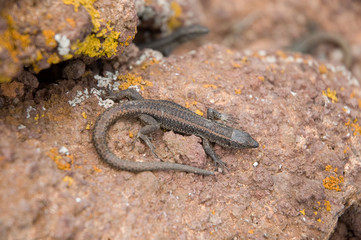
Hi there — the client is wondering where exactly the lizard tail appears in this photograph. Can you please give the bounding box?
[93,104,215,175]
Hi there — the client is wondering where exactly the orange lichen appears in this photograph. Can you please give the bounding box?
[258,76,265,82]
[322,88,338,103]
[232,62,241,68]
[323,175,344,192]
[323,165,344,191]
[318,64,328,74]
[129,131,134,138]
[42,29,57,47]
[350,91,355,98]
[47,148,74,171]
[167,1,182,30]
[203,84,218,89]
[0,14,31,82]
[276,50,287,59]
[118,73,153,90]
[345,118,361,136]
[66,17,76,27]
[141,58,160,70]
[248,229,254,234]
[235,88,242,95]
[93,165,102,173]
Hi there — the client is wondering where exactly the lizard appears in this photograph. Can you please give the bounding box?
[289,22,352,68]
[93,89,259,175]
[136,24,209,56]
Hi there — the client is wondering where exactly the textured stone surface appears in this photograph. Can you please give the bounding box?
[0,43,360,239]
[0,0,137,82]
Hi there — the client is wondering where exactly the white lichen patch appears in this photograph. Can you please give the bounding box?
[55,34,71,56]
[26,106,36,119]
[95,71,119,89]
[68,71,122,108]
[135,49,163,65]
[59,146,70,155]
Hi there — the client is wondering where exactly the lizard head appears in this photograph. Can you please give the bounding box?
[230,129,259,149]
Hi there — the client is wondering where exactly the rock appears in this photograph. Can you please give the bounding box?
[0,43,360,239]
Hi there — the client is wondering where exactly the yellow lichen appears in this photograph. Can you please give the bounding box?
[81,112,87,119]
[167,1,182,30]
[63,0,133,58]
[325,165,332,172]
[101,31,121,57]
[35,50,43,61]
[195,109,204,116]
[63,0,101,32]
[47,53,61,64]
[62,176,74,186]
[74,34,101,58]
[299,209,305,215]
[324,201,331,212]
[322,88,338,103]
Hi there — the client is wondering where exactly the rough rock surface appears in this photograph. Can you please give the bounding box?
[0,0,137,82]
[1,43,360,239]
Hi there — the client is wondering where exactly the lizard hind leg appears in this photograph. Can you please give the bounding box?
[137,114,162,159]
